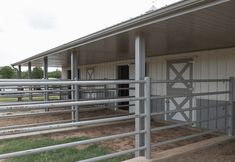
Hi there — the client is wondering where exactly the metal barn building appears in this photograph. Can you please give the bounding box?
[0,0,234,161]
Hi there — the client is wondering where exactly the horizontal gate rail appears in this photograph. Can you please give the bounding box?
[0,100,74,107]
[151,79,230,83]
[0,110,74,119]
[0,114,144,136]
[0,89,74,95]
[0,102,135,113]
[0,80,145,86]
[0,119,74,131]
[151,103,230,116]
[79,104,135,112]
[0,97,145,111]
[151,91,230,100]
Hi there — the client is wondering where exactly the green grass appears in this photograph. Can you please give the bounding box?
[0,137,131,162]
[0,96,60,102]
[0,98,17,102]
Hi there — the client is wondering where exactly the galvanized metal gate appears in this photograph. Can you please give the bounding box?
[0,77,234,161]
[166,59,193,122]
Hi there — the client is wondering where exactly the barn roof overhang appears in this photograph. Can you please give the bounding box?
[11,0,235,67]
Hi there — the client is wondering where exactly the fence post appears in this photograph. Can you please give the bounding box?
[43,57,49,111]
[135,35,146,157]
[229,77,235,136]
[144,77,151,159]
[71,51,79,122]
[59,85,62,100]
[28,62,33,101]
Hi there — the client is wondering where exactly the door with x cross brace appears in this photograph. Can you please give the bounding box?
[86,67,95,99]
[166,58,193,122]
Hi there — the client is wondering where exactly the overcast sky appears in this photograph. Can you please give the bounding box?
[0,0,180,67]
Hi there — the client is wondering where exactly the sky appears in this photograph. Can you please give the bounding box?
[0,0,180,68]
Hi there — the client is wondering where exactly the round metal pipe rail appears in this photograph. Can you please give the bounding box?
[0,102,132,112]
[81,113,133,121]
[0,92,69,98]
[0,114,132,133]
[0,119,74,131]
[0,109,74,119]
[0,100,132,112]
[0,80,145,86]
[151,91,230,100]
[0,97,145,111]
[0,131,146,159]
[0,93,44,98]
[79,87,135,92]
[0,85,70,89]
[0,114,145,136]
[0,99,73,107]
[0,89,74,95]
[151,79,230,83]
[79,104,135,112]
[151,103,230,116]
[0,79,70,82]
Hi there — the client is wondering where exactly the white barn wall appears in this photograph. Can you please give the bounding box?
[61,68,68,80]
[62,48,235,82]
[62,47,235,113]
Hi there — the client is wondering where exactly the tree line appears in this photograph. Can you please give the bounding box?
[0,66,61,79]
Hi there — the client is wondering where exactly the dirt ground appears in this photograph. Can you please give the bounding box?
[0,108,226,159]
[155,139,235,162]
[0,108,125,127]
[48,119,217,153]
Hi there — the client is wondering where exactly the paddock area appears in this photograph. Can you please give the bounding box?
[0,108,224,160]
[0,77,233,161]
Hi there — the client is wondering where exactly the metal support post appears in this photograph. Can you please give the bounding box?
[135,35,146,157]
[59,85,62,100]
[229,77,235,136]
[28,62,33,101]
[71,51,79,122]
[17,65,22,79]
[144,77,151,159]
[17,65,22,102]
[43,57,49,111]
[104,78,108,107]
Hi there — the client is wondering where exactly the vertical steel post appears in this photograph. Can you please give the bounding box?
[43,57,49,111]
[71,51,79,122]
[28,62,32,79]
[229,77,235,136]
[17,65,22,102]
[28,62,32,101]
[135,35,146,157]
[43,57,48,79]
[18,65,22,79]
[144,77,151,159]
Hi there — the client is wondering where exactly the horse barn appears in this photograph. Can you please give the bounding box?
[0,0,235,161]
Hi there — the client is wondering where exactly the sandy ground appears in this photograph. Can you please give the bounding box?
[155,139,235,162]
